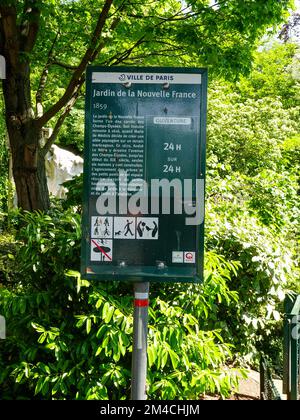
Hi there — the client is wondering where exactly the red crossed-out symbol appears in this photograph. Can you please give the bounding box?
[92,239,112,261]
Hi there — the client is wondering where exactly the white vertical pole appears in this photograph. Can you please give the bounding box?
[131,282,149,400]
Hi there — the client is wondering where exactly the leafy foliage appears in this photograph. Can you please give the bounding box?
[61,174,84,211]
[0,208,245,400]
[207,83,299,175]
[56,106,85,155]
[206,192,296,363]
[1,21,300,398]
[3,0,295,127]
[237,43,300,108]
[204,43,300,363]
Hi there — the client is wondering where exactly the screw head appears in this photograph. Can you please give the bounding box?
[157,261,165,269]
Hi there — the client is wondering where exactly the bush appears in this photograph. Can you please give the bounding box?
[205,161,298,365]
[0,208,245,400]
[207,84,298,176]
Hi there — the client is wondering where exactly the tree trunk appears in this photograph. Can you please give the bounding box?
[14,155,50,212]
[3,61,50,211]
[7,120,50,211]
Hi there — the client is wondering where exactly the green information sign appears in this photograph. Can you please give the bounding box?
[81,67,207,283]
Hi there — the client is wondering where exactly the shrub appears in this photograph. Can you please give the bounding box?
[205,162,298,365]
[0,208,244,400]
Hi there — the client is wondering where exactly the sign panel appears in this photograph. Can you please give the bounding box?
[81,67,207,282]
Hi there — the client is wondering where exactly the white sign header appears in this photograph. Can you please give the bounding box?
[92,72,202,85]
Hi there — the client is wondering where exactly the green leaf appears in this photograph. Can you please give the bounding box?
[37,332,47,344]
[147,345,156,368]
[168,349,179,370]
[86,318,92,334]
[96,324,108,339]
[104,305,114,324]
[160,348,168,369]
[35,377,44,395]
[102,302,110,321]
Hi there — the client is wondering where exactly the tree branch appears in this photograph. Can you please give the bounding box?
[90,15,121,63]
[103,35,146,66]
[124,47,186,62]
[19,0,40,53]
[41,77,85,156]
[39,8,122,152]
[37,0,114,129]
[36,31,59,118]
[51,60,78,71]
[127,0,226,23]
[0,6,19,70]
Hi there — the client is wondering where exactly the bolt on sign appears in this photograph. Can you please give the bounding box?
[81,67,207,283]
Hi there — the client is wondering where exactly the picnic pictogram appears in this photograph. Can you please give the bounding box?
[90,239,113,262]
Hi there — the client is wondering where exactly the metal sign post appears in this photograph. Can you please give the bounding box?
[131,282,150,400]
[81,66,207,401]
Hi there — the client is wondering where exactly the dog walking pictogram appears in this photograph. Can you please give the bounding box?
[113,217,136,239]
[124,220,134,237]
